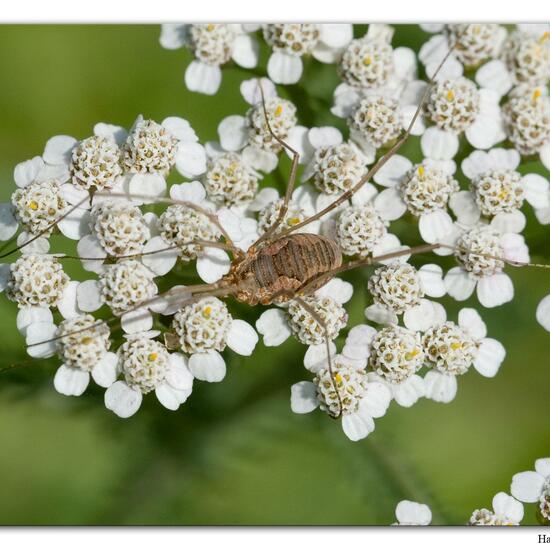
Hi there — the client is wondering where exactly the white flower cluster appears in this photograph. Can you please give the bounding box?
[0,22,548,486]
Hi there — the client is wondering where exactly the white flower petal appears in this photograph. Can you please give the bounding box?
[240,77,276,106]
[342,410,375,442]
[76,280,103,312]
[511,471,545,503]
[360,382,391,418]
[476,273,514,308]
[465,115,505,150]
[315,277,353,304]
[290,381,319,414]
[364,303,398,325]
[418,264,446,297]
[492,492,524,523]
[91,352,118,388]
[473,337,505,377]
[58,207,91,240]
[424,371,457,403]
[54,365,90,396]
[449,191,480,227]
[185,60,222,95]
[535,458,550,478]
[303,341,337,373]
[475,60,513,97]
[128,174,166,203]
[444,267,476,301]
[17,231,49,255]
[396,500,432,526]
[522,174,550,209]
[218,115,248,152]
[196,247,231,283]
[0,263,9,292]
[155,382,191,410]
[16,306,53,337]
[26,322,57,358]
[242,145,278,173]
[392,375,425,407]
[373,154,412,187]
[121,308,153,334]
[421,127,459,160]
[319,24,353,48]
[162,116,198,143]
[0,203,18,241]
[175,142,207,178]
[490,210,526,234]
[286,125,313,164]
[308,126,343,150]
[166,353,194,391]
[142,235,179,276]
[188,350,226,382]
[458,308,487,340]
[226,319,258,356]
[43,135,77,166]
[267,51,303,85]
[536,295,550,331]
[231,34,259,68]
[159,23,188,49]
[104,381,142,418]
[57,281,82,320]
[404,299,441,332]
[419,210,454,244]
[400,104,426,135]
[14,156,45,188]
[343,324,377,362]
[374,188,407,221]
[256,309,291,347]
[393,47,417,81]
[93,123,128,146]
[169,180,206,204]
[540,142,550,170]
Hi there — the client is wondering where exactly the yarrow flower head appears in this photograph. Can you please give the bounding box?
[423,308,506,403]
[469,492,524,526]
[160,24,259,95]
[104,335,194,417]
[502,30,550,87]
[263,24,352,84]
[291,352,392,441]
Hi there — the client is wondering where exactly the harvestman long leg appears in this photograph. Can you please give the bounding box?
[250,84,302,249]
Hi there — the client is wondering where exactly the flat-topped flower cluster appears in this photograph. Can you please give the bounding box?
[0,23,548,455]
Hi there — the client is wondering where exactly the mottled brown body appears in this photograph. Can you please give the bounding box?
[226,233,342,306]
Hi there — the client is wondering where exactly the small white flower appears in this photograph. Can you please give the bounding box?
[444,225,529,308]
[263,24,353,84]
[456,147,549,230]
[373,158,460,247]
[215,78,297,173]
[3,254,70,309]
[160,24,259,95]
[469,492,524,525]
[511,457,550,522]
[425,77,506,150]
[171,296,258,383]
[104,335,194,417]
[290,353,391,442]
[502,87,550,170]
[419,24,507,81]
[256,278,353,350]
[342,324,426,407]
[393,500,432,525]
[366,263,446,331]
[423,307,505,403]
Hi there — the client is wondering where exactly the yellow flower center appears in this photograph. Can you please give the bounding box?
[417,165,425,177]
[532,88,543,102]
[540,32,550,43]
[405,348,420,361]
[81,336,93,345]
[206,24,215,32]
[28,200,39,211]
[334,373,343,384]
[148,352,158,361]
[450,342,463,351]
[446,90,455,101]
[202,305,212,318]
[287,216,301,226]
[363,55,372,66]
[274,105,283,117]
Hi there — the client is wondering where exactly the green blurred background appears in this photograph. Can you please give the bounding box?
[0,24,547,526]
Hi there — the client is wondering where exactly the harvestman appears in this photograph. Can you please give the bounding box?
[4,36,547,418]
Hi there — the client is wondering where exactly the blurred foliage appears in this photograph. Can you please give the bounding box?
[0,24,548,525]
